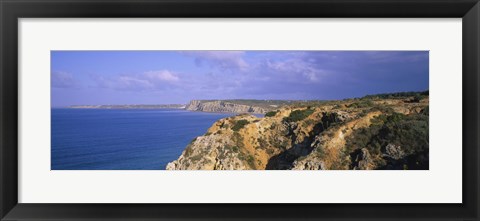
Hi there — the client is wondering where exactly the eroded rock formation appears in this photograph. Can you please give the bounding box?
[167,94,429,170]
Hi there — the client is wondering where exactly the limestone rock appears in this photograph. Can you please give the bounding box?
[384,144,405,160]
[352,148,375,170]
[291,159,325,170]
[185,100,267,114]
[167,94,429,170]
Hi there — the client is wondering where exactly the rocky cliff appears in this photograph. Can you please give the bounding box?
[167,93,429,170]
[185,100,268,114]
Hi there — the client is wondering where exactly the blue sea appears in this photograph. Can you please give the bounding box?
[51,109,237,170]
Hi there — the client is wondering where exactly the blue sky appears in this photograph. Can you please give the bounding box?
[51,51,428,107]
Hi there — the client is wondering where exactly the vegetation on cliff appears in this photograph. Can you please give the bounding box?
[166,91,429,170]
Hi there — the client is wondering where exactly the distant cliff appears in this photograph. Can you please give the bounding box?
[69,100,301,114]
[167,92,429,170]
[69,104,185,109]
[185,100,269,114]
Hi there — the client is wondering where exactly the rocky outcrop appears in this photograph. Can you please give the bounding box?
[290,111,381,170]
[351,148,375,170]
[384,144,405,160]
[291,159,326,170]
[166,114,284,170]
[185,100,268,114]
[167,94,429,170]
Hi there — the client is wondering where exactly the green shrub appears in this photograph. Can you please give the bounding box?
[246,155,255,168]
[412,94,426,103]
[220,122,228,129]
[348,100,374,108]
[284,109,314,123]
[371,105,395,114]
[344,111,429,169]
[265,111,278,117]
[190,154,203,162]
[257,137,269,148]
[231,119,249,131]
[232,132,245,149]
[232,146,239,153]
[421,106,429,116]
[363,90,429,99]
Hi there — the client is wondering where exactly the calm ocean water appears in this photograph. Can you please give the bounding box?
[51,108,237,170]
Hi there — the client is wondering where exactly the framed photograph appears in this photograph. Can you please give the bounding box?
[1,0,479,220]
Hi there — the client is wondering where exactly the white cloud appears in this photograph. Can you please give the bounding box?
[117,76,154,90]
[144,70,179,82]
[264,59,325,82]
[182,51,249,71]
[95,70,180,91]
[51,71,77,88]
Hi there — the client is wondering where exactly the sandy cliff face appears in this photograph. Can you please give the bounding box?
[185,100,268,114]
[167,96,429,170]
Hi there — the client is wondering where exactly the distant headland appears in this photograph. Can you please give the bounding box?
[69,104,186,109]
[67,92,428,116]
[68,100,304,114]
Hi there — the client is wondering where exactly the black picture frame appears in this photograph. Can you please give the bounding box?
[1,0,479,220]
